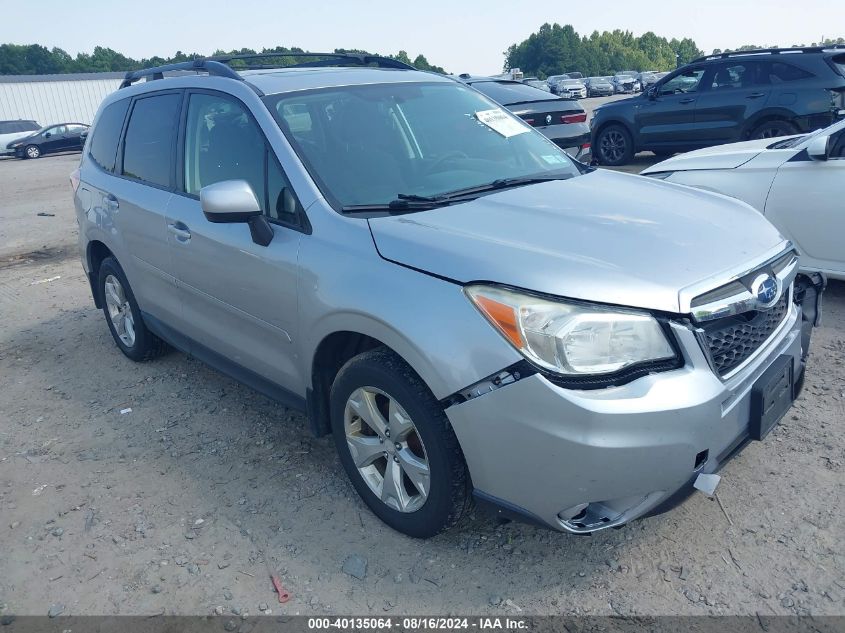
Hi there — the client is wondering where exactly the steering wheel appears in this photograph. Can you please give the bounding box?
[425,151,469,175]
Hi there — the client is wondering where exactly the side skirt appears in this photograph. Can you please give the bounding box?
[142,311,307,414]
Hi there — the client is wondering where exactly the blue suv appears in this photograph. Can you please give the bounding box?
[591,46,845,166]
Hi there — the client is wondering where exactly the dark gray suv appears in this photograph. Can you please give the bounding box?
[591,46,845,166]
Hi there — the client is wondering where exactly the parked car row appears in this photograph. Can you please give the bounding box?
[3,121,89,158]
[591,46,845,166]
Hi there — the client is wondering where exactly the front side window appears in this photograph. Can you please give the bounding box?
[659,68,706,95]
[48,125,67,136]
[183,92,302,226]
[265,82,581,209]
[122,93,181,187]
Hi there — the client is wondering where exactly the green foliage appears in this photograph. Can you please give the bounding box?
[0,44,447,75]
[503,24,705,77]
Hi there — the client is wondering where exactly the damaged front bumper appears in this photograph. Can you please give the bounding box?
[445,276,824,534]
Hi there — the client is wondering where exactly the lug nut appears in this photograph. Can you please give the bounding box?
[393,456,400,463]
[384,429,390,438]
[394,443,401,451]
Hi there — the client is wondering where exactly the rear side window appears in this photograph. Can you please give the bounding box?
[711,62,765,89]
[122,93,181,187]
[766,62,814,83]
[89,99,130,173]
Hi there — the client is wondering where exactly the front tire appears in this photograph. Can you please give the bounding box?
[24,145,41,159]
[98,257,167,361]
[330,348,470,538]
[596,124,634,166]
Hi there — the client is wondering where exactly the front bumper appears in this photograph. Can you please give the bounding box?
[447,299,808,533]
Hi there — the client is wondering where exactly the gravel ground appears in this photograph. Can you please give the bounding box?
[0,147,843,618]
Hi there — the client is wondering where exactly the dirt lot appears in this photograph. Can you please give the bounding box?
[0,149,843,619]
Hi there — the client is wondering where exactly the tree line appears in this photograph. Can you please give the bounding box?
[0,44,446,75]
[504,24,845,78]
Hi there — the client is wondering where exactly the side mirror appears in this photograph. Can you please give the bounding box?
[200,179,273,246]
[806,134,830,161]
[44,132,52,138]
[646,87,658,99]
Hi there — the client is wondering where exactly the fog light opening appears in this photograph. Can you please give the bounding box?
[694,449,709,471]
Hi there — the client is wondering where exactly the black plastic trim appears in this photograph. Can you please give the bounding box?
[142,311,307,413]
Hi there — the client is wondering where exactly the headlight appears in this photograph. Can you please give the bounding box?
[465,285,676,376]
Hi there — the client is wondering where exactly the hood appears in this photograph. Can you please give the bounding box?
[641,136,800,173]
[5,132,37,147]
[368,170,785,314]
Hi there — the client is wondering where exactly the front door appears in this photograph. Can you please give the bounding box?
[637,66,710,150]
[166,90,307,392]
[764,128,845,277]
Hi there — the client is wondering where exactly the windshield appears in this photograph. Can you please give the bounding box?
[264,82,581,209]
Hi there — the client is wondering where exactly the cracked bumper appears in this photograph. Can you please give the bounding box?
[446,307,805,533]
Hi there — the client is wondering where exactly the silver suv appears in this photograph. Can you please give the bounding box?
[73,53,824,538]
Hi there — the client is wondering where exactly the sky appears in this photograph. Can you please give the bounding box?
[3,0,840,75]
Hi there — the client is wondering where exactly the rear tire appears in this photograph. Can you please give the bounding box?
[24,145,41,159]
[750,120,799,140]
[98,257,167,362]
[330,348,470,538]
[596,124,634,166]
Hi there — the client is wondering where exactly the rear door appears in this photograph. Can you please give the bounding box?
[764,127,845,277]
[107,91,184,327]
[693,61,770,144]
[165,89,306,391]
[636,66,712,150]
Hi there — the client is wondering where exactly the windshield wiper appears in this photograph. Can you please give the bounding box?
[412,174,574,202]
[342,174,574,215]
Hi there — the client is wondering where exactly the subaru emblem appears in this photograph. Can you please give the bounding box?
[545,114,552,125]
[751,274,780,309]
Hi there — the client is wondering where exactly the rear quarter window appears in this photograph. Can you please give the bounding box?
[766,62,815,83]
[89,99,130,173]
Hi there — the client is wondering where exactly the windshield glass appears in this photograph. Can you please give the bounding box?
[265,82,581,208]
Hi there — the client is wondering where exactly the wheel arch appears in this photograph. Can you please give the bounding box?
[307,327,438,438]
[741,109,800,139]
[592,118,638,157]
[86,240,115,308]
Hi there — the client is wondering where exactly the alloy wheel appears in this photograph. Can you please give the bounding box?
[103,274,136,347]
[343,386,430,513]
[25,145,40,159]
[600,130,626,163]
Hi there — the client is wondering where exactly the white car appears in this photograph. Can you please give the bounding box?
[0,120,41,156]
[556,79,587,99]
[642,120,845,279]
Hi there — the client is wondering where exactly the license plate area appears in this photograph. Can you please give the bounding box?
[749,354,794,440]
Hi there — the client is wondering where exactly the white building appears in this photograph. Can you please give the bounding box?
[0,72,124,126]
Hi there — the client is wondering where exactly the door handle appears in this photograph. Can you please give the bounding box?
[167,222,191,242]
[746,92,766,99]
[679,98,695,104]
[104,194,119,210]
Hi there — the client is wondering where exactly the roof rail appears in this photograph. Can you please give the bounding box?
[692,45,845,63]
[207,51,416,71]
[118,52,416,90]
[119,59,241,89]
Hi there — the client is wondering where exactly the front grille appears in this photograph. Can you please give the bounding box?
[700,292,790,376]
